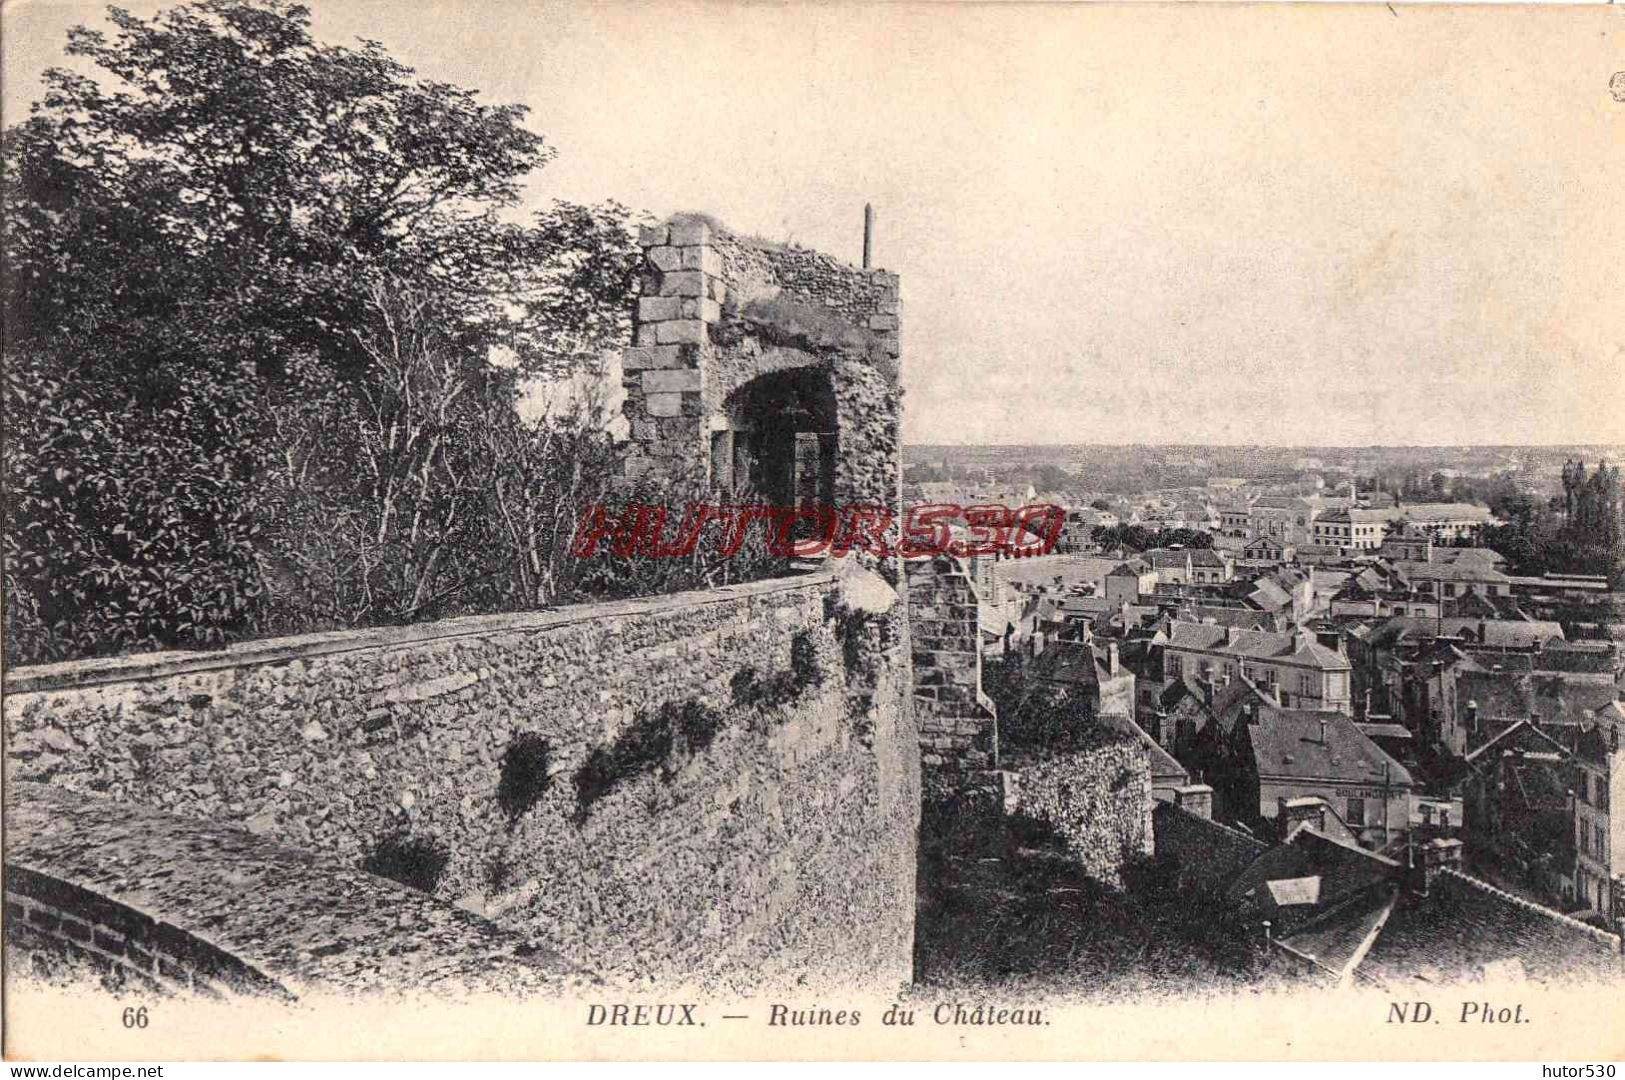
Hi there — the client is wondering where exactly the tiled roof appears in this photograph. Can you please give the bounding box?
[1444,618,1565,647]
[1464,718,1573,766]
[1438,547,1507,566]
[1166,621,1350,670]
[1035,640,1102,688]
[1248,708,1414,787]
[1535,640,1620,675]
[1317,508,1395,525]
[991,555,1135,589]
[1394,560,1512,584]
[1356,870,1621,986]
[1152,802,1269,890]
[1396,503,1495,523]
[1248,579,1294,611]
[1227,827,1400,930]
[1280,888,1398,976]
[1099,712,1189,785]
[1460,670,1620,731]
[1180,606,1273,631]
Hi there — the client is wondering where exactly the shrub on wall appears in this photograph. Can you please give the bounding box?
[573,700,723,821]
[496,732,553,827]
[726,629,827,724]
[362,831,451,895]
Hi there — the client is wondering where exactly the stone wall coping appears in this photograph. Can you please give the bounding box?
[5,782,590,997]
[3,571,837,694]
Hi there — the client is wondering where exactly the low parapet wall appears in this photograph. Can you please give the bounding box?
[4,783,583,999]
[4,572,919,993]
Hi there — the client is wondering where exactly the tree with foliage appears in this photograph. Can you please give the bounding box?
[1479,461,1623,588]
[2,0,643,661]
[1089,524,1213,552]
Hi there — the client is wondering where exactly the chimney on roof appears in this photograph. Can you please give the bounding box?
[1466,700,1479,737]
[1407,838,1464,896]
[1173,784,1214,819]
[1319,717,1329,745]
[1106,641,1120,676]
[1276,796,1328,840]
[1529,710,1541,729]
[1479,620,1488,642]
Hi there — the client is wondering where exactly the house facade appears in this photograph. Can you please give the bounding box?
[1574,702,1625,920]
[1248,496,1317,547]
[1311,508,1394,553]
[1162,621,1354,713]
[1228,707,1415,849]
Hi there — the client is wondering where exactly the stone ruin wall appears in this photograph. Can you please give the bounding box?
[1004,739,1155,889]
[621,216,903,537]
[5,782,584,1001]
[4,572,919,994]
[905,554,1001,794]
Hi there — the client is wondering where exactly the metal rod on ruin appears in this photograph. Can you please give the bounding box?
[863,203,874,269]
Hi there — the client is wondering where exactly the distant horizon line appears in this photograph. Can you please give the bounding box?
[901,442,1625,451]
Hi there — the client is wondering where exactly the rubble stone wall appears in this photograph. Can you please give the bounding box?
[1005,738,1154,889]
[4,782,582,1000]
[622,215,902,516]
[3,572,919,993]
[906,555,999,787]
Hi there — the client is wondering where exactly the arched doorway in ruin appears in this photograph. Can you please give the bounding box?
[713,367,837,538]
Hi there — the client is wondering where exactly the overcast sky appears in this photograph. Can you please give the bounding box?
[7,1,1622,446]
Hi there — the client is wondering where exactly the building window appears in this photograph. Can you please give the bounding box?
[1596,825,1607,862]
[1600,779,1610,814]
[1347,797,1366,827]
[1581,823,1591,856]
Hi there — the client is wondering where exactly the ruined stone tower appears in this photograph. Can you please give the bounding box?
[620,213,903,541]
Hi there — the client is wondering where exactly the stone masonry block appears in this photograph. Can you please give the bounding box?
[637,224,670,248]
[669,219,711,246]
[638,296,682,322]
[635,322,662,347]
[642,369,702,393]
[660,271,706,298]
[646,246,684,273]
[645,392,684,417]
[868,315,899,331]
[680,246,723,275]
[622,345,682,371]
[680,297,724,322]
[656,319,707,345]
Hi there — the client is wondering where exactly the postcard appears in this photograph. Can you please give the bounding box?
[3,0,1622,1063]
